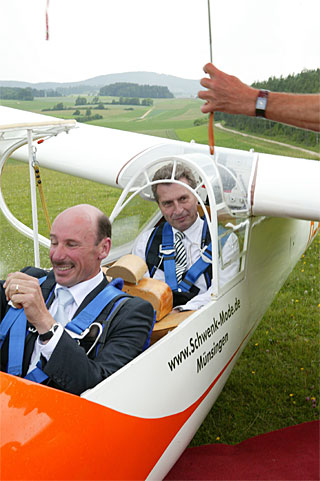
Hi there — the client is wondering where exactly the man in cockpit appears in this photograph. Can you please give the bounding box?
[0,204,154,395]
[132,163,240,311]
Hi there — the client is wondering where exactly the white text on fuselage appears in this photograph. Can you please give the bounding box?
[167,298,241,372]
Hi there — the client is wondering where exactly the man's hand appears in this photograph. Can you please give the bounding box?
[198,63,257,116]
[4,272,55,334]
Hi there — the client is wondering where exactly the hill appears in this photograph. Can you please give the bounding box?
[0,72,200,98]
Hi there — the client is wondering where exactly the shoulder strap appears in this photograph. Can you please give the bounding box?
[25,279,130,384]
[65,278,126,335]
[161,222,179,292]
[0,276,48,376]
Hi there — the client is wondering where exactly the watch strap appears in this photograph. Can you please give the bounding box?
[39,323,59,341]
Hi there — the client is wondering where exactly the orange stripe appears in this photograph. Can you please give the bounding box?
[1,325,255,480]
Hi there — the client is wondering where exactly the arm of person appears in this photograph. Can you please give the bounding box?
[199,63,320,132]
[43,296,154,395]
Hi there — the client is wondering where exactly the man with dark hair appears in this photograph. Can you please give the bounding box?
[133,163,240,310]
[1,204,154,395]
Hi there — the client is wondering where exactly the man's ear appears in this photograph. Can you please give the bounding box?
[98,237,111,260]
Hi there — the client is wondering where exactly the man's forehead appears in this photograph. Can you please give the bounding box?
[157,180,192,199]
[50,216,96,239]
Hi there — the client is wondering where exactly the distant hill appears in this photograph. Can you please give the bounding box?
[0,71,200,98]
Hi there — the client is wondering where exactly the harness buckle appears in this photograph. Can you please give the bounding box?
[159,244,175,256]
[200,246,212,264]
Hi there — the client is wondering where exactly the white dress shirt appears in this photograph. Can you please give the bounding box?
[27,270,104,374]
[132,216,240,310]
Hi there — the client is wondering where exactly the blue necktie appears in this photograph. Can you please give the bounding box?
[54,288,74,326]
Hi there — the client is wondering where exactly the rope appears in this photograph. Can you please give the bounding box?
[207,0,215,156]
[45,0,50,40]
[209,112,215,155]
[33,164,51,233]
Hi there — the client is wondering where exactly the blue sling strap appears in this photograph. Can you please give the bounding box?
[1,277,127,381]
[64,278,125,335]
[0,276,47,377]
[25,279,128,384]
[159,220,229,293]
[161,221,179,292]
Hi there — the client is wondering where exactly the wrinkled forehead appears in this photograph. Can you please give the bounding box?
[156,179,195,202]
[51,210,97,239]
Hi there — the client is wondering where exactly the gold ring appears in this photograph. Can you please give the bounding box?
[15,284,19,294]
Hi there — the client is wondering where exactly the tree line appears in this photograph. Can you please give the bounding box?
[0,87,62,100]
[251,68,319,93]
[99,82,174,98]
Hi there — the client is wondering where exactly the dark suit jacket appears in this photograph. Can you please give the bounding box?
[0,268,154,395]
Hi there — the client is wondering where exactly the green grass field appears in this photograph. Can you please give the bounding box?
[1,96,319,445]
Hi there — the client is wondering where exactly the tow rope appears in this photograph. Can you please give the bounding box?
[33,161,51,233]
[207,0,215,156]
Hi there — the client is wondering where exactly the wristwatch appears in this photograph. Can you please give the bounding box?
[255,90,269,117]
[39,323,59,342]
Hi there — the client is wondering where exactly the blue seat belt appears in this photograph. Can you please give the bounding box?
[0,276,47,377]
[26,280,128,384]
[64,278,124,335]
[1,277,127,382]
[160,219,229,293]
[161,222,178,292]
[178,243,212,292]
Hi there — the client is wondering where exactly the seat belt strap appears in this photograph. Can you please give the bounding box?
[161,222,178,292]
[65,279,125,335]
[179,243,212,292]
[1,276,48,376]
[26,278,128,383]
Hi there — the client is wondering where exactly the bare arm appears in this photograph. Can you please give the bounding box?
[199,63,320,132]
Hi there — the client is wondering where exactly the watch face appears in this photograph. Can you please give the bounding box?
[256,97,267,109]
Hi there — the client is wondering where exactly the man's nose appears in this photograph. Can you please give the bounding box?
[173,201,184,214]
[173,202,183,217]
[50,244,66,260]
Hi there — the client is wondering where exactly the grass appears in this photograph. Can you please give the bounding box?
[1,96,319,445]
[191,237,319,445]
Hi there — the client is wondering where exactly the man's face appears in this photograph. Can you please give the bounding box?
[156,178,198,231]
[49,210,110,287]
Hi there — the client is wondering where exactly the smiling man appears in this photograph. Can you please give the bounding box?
[0,204,154,395]
[132,163,240,310]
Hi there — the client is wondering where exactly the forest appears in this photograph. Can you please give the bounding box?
[99,82,174,98]
[0,87,61,100]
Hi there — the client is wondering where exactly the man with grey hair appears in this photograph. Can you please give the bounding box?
[132,163,240,310]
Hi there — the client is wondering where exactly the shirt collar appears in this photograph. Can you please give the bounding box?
[54,269,104,310]
[172,215,203,241]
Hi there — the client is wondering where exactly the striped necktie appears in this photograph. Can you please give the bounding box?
[175,231,187,283]
[54,287,74,326]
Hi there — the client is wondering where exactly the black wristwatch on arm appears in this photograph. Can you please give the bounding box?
[255,90,269,117]
[39,323,60,342]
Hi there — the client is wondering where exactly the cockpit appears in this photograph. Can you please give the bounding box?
[106,146,257,301]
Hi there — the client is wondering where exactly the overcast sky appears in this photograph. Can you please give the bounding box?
[1,0,319,86]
